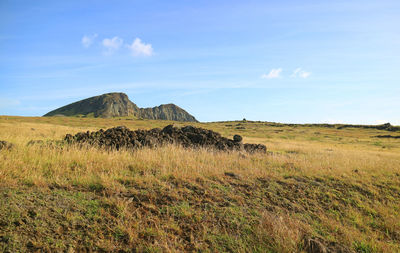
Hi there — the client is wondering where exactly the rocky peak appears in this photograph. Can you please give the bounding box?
[44,92,198,122]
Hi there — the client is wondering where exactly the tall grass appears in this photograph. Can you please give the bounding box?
[0,119,399,252]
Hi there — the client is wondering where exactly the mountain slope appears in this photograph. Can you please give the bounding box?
[139,104,197,122]
[43,93,140,118]
[43,92,198,122]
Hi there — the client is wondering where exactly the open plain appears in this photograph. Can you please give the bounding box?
[0,116,399,252]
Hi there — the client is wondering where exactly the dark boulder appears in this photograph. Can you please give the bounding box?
[233,135,243,143]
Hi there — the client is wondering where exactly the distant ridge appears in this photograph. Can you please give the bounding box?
[139,104,197,122]
[43,92,198,122]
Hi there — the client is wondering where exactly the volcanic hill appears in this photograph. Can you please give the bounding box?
[43,92,198,122]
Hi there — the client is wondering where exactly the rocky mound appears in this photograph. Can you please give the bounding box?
[64,125,266,153]
[44,92,198,122]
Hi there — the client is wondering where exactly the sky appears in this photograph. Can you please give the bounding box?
[0,0,399,124]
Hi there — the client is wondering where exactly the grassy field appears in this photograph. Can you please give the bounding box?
[0,116,399,252]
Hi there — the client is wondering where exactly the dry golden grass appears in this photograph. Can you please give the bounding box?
[0,116,399,252]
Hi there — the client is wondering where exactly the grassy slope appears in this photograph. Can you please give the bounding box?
[0,116,399,252]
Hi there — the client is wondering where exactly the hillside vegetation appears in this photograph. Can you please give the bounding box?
[0,116,399,252]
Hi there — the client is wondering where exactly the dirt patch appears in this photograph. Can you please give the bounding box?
[64,125,267,153]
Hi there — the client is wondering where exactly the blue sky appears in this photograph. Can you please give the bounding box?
[1,0,399,124]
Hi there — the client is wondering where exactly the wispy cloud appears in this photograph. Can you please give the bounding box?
[81,34,98,48]
[82,36,154,57]
[127,38,154,57]
[261,68,282,79]
[102,36,123,54]
[291,68,311,78]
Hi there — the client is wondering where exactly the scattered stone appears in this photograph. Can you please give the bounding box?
[0,140,13,151]
[224,172,240,179]
[233,134,243,143]
[64,125,267,153]
[244,143,266,153]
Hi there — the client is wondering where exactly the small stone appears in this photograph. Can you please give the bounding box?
[233,135,243,143]
[224,172,240,179]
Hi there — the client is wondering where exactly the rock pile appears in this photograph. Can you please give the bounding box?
[64,125,266,153]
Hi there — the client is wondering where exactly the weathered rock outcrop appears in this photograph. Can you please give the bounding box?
[44,93,197,122]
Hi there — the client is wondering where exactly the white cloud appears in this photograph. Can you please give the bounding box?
[291,68,311,78]
[127,38,154,57]
[102,36,123,54]
[299,71,311,78]
[81,34,98,48]
[261,68,282,79]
